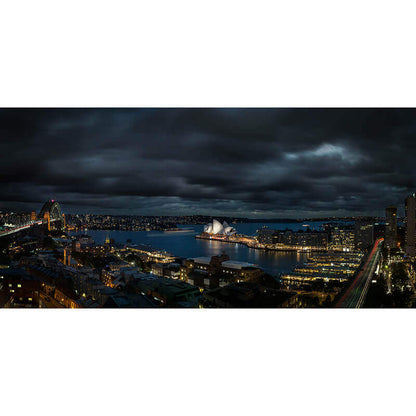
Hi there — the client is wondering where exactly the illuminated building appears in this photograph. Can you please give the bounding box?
[80,245,109,256]
[72,240,81,252]
[63,248,72,266]
[354,221,374,250]
[0,268,41,307]
[385,206,397,249]
[256,229,328,250]
[128,244,175,264]
[187,269,218,289]
[101,269,118,287]
[53,287,81,308]
[306,251,363,263]
[275,231,328,250]
[281,251,363,289]
[329,226,355,251]
[257,227,277,245]
[151,263,164,277]
[180,254,263,288]
[405,193,416,257]
[151,262,181,279]
[203,219,236,236]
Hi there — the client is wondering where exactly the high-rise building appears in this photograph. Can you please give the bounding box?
[385,206,397,249]
[330,225,355,251]
[354,221,374,250]
[405,193,416,257]
[257,227,277,245]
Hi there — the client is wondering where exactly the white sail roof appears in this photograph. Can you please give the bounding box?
[204,219,236,235]
[212,219,224,234]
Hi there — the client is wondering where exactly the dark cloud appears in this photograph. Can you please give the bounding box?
[0,108,415,217]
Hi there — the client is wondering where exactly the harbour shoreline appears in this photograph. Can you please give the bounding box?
[195,234,329,253]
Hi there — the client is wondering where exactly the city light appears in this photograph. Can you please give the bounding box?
[0,109,414,310]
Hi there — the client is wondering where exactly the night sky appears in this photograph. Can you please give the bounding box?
[0,108,415,218]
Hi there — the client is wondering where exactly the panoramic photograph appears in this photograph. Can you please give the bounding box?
[0,108,414,308]
[5,3,414,416]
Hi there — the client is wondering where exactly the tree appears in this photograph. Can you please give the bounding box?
[322,295,332,307]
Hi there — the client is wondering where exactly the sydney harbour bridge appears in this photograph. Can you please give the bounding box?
[0,200,66,237]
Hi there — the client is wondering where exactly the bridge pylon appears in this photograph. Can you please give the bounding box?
[44,212,51,231]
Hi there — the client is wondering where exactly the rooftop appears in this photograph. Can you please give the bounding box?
[222,260,258,269]
[191,257,212,265]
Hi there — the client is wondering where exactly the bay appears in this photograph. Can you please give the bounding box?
[72,221,332,276]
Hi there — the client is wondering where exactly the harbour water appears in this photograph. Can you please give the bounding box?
[72,221,333,276]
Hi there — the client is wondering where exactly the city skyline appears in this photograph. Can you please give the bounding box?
[1,108,416,217]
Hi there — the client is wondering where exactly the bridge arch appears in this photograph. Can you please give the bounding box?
[38,200,65,230]
[39,200,63,221]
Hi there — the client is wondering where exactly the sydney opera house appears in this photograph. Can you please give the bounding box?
[203,219,237,236]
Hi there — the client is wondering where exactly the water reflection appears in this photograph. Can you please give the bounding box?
[72,223,315,276]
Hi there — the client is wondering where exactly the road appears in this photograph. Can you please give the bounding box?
[0,220,43,237]
[0,218,60,237]
[335,238,384,308]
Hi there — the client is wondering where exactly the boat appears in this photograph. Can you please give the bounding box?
[164,228,194,233]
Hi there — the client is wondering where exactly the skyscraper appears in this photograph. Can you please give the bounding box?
[385,206,397,249]
[354,220,374,250]
[330,225,355,251]
[405,193,416,257]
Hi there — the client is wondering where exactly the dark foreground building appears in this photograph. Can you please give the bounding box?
[355,221,374,250]
[0,268,41,307]
[385,206,397,249]
[405,194,416,258]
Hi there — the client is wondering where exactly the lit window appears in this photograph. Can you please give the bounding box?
[28,298,32,301]
[17,284,22,288]
[8,284,12,287]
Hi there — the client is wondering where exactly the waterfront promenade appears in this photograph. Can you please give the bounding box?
[195,232,329,253]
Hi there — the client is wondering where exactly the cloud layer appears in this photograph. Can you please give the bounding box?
[0,108,415,217]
